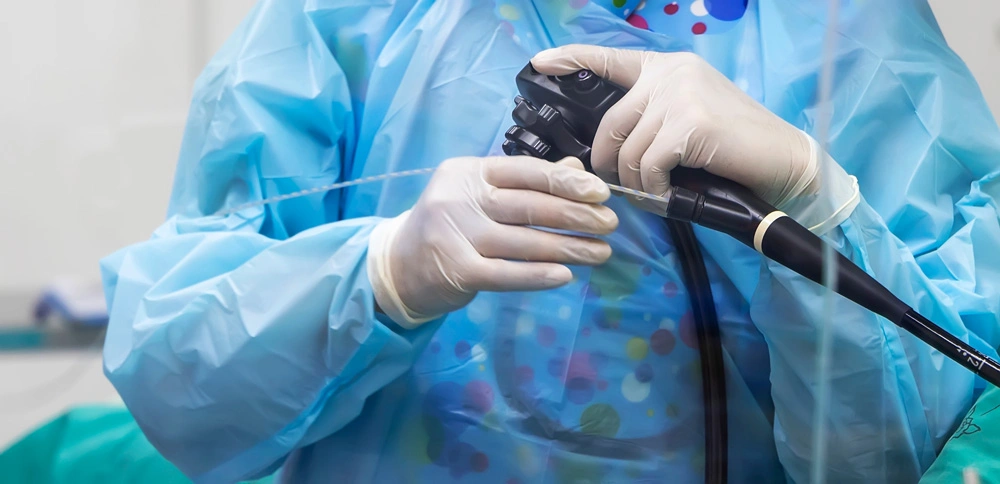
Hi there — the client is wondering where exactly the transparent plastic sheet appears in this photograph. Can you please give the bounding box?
[97,1,1000,482]
[812,1,840,482]
[813,4,980,483]
[809,3,991,483]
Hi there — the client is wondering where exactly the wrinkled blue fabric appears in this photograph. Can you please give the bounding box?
[101,0,1000,483]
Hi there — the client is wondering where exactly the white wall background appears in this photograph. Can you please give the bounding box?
[931,0,1000,115]
[0,0,256,449]
[0,0,996,452]
[0,0,257,300]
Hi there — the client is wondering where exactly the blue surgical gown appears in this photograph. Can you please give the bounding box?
[100,1,1000,482]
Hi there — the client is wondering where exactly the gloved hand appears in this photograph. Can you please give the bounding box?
[531,45,859,234]
[367,156,619,328]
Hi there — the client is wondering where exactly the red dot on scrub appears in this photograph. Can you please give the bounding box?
[472,452,489,472]
[627,14,649,30]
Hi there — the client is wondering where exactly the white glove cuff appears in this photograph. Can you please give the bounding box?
[777,132,861,236]
[367,211,437,329]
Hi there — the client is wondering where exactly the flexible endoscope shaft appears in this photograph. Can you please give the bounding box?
[902,310,1000,385]
[758,215,1000,387]
[665,167,1000,388]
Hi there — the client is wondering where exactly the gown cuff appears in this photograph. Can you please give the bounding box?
[777,132,861,235]
[367,211,438,329]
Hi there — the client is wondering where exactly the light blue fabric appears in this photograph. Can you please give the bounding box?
[101,0,1000,483]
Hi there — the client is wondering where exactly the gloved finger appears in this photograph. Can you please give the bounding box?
[483,156,610,203]
[484,188,619,235]
[619,101,667,192]
[465,259,573,293]
[531,44,645,88]
[554,156,620,193]
[554,156,586,171]
[553,156,627,198]
[639,128,684,197]
[476,225,613,265]
[592,88,647,185]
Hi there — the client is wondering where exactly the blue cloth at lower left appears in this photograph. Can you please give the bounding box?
[0,405,272,484]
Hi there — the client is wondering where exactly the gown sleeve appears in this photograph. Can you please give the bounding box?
[100,1,435,482]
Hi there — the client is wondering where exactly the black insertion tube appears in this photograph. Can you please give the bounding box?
[664,167,1000,387]
[758,215,1000,387]
[757,217,911,323]
[666,219,728,484]
[901,310,1000,384]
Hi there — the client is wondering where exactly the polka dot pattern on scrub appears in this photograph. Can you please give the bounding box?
[388,3,759,482]
[626,0,747,37]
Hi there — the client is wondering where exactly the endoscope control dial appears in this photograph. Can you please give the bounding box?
[572,70,600,92]
[502,125,552,159]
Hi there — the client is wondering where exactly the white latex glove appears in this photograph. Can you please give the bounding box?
[367,156,619,328]
[531,45,859,234]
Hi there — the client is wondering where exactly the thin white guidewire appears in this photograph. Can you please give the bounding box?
[607,184,672,204]
[6,170,664,414]
[212,166,669,216]
[214,168,438,216]
[811,0,841,483]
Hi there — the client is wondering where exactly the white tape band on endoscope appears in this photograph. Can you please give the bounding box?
[754,211,789,254]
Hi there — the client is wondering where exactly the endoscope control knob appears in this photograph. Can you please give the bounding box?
[511,98,562,134]
[572,70,600,91]
[502,125,552,159]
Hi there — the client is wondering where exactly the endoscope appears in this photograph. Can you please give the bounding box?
[500,61,1000,484]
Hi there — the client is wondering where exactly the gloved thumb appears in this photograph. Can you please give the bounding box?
[554,156,586,171]
[553,156,622,199]
[531,44,645,88]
